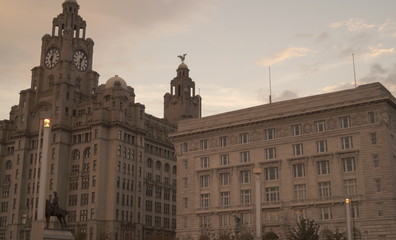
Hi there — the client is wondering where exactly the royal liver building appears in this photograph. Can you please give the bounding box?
[0,0,201,239]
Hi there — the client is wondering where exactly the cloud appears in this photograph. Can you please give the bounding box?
[364,45,395,60]
[274,90,299,102]
[257,47,310,66]
[378,18,396,38]
[330,18,376,32]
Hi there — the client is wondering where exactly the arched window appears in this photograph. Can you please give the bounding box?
[164,163,170,173]
[72,149,80,160]
[147,158,152,168]
[156,161,162,171]
[5,160,12,170]
[83,147,91,159]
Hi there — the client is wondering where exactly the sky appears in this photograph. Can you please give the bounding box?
[0,0,395,120]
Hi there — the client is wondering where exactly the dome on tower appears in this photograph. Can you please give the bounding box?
[105,75,128,90]
[178,62,189,69]
[64,0,78,2]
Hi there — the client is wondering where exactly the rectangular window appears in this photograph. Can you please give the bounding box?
[200,157,209,168]
[200,139,209,150]
[200,175,210,188]
[199,215,210,227]
[372,154,379,167]
[340,116,351,128]
[200,194,210,208]
[368,111,376,124]
[375,178,382,192]
[219,214,231,227]
[292,143,304,156]
[315,120,326,132]
[265,147,276,160]
[240,133,249,144]
[342,157,356,172]
[293,163,305,178]
[264,128,275,140]
[241,212,252,225]
[341,136,353,149]
[240,170,251,184]
[220,192,230,206]
[220,154,229,166]
[294,184,306,200]
[219,172,230,186]
[316,140,327,153]
[318,181,332,199]
[292,124,302,136]
[320,207,332,220]
[344,179,357,195]
[264,167,278,181]
[241,189,251,205]
[376,203,383,217]
[219,136,229,147]
[370,132,377,144]
[317,160,330,175]
[69,195,78,206]
[265,186,280,203]
[240,151,250,163]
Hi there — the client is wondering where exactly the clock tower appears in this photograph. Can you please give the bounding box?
[23,0,99,128]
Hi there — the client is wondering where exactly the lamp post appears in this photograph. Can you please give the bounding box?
[253,168,262,240]
[345,198,352,240]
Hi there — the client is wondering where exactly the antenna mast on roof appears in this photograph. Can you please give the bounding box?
[352,53,357,88]
[269,66,272,104]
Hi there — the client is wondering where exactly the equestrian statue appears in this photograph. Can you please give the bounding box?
[45,192,68,229]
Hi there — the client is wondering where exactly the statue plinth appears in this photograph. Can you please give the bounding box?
[44,229,74,240]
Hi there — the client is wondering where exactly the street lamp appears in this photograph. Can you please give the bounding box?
[345,198,352,240]
[253,168,262,240]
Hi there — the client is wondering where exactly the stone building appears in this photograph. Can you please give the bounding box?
[0,0,200,239]
[170,82,396,240]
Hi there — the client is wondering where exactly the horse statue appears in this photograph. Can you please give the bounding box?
[45,193,68,229]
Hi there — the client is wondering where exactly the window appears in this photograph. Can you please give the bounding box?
[341,136,353,149]
[81,194,89,205]
[219,214,231,227]
[368,111,376,124]
[199,215,210,227]
[376,203,383,217]
[219,173,230,186]
[315,120,326,132]
[317,160,330,175]
[344,179,357,195]
[320,207,332,220]
[264,167,278,181]
[80,210,88,222]
[292,143,303,156]
[351,204,359,218]
[183,159,188,169]
[200,175,210,188]
[155,202,161,213]
[264,128,275,140]
[265,186,280,203]
[265,147,276,159]
[220,192,230,206]
[241,212,252,225]
[370,132,377,144]
[340,116,351,128]
[200,194,210,208]
[200,139,208,150]
[183,197,188,208]
[200,157,209,168]
[241,189,251,204]
[318,181,332,199]
[293,163,305,178]
[181,142,188,153]
[372,154,379,167]
[294,184,306,200]
[219,136,229,147]
[240,133,249,144]
[316,140,327,153]
[342,157,356,172]
[375,178,382,192]
[292,124,302,136]
[240,151,250,163]
[69,195,77,206]
[240,170,251,184]
[220,154,229,166]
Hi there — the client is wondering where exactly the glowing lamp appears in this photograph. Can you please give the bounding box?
[44,119,51,128]
[345,198,350,204]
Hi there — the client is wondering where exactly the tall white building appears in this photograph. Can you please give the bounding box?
[171,82,396,240]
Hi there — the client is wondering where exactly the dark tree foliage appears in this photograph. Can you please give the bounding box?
[262,231,279,240]
[289,218,320,240]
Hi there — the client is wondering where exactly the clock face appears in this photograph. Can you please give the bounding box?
[44,48,60,69]
[73,50,88,71]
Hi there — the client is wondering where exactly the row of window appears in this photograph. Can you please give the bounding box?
[145,215,176,229]
[184,113,377,152]
[146,158,177,174]
[145,186,177,201]
[69,176,96,190]
[69,192,96,206]
[197,178,362,208]
[144,201,176,215]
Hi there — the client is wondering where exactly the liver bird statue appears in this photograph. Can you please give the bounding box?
[178,53,187,63]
